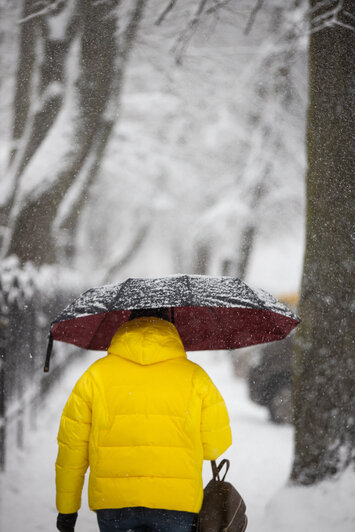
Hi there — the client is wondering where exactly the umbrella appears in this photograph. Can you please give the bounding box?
[44,274,300,372]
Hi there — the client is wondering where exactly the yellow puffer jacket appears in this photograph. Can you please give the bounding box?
[56,317,232,514]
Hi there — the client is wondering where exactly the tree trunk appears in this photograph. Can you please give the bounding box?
[291,1,355,484]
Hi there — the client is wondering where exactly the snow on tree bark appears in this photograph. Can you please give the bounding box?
[291,0,355,484]
[1,0,79,218]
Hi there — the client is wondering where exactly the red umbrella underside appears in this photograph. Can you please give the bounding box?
[51,306,298,352]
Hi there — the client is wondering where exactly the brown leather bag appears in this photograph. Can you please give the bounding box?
[198,460,248,532]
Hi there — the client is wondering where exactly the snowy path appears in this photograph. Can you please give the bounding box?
[1,351,354,532]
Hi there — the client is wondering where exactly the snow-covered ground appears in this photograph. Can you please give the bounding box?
[1,350,354,531]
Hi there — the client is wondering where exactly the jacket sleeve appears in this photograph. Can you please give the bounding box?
[55,370,93,513]
[199,370,232,460]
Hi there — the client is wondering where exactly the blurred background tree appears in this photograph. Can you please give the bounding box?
[0,0,306,289]
[0,0,146,265]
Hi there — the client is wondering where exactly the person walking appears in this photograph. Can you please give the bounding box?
[55,308,232,532]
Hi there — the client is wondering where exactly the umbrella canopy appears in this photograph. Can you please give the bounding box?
[44,274,300,371]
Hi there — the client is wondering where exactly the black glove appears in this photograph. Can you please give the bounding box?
[56,512,78,532]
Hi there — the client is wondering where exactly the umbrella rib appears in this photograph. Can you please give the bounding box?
[185,275,192,306]
[209,307,228,348]
[269,313,292,339]
[87,313,107,350]
[113,279,128,312]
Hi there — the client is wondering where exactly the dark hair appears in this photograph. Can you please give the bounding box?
[129,307,170,322]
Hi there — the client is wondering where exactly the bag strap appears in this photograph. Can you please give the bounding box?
[211,459,230,482]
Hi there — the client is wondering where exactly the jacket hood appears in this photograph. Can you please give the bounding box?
[108,317,187,365]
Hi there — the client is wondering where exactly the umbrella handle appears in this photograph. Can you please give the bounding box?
[43,333,53,372]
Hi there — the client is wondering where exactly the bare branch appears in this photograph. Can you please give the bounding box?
[310,18,355,32]
[266,0,355,41]
[309,0,337,15]
[338,7,355,30]
[310,0,355,33]
[333,19,355,30]
[244,0,265,35]
[173,0,209,64]
[155,0,179,26]
[18,0,67,24]
[342,10,355,22]
[155,0,233,63]
[205,0,232,16]
[311,1,340,26]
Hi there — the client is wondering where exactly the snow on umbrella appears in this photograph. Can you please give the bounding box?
[44,274,300,371]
